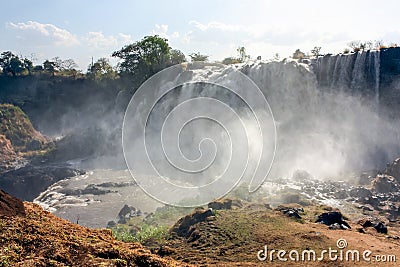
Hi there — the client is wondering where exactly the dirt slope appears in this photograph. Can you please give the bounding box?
[0,190,188,267]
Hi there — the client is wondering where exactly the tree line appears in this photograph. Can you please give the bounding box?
[1,36,399,81]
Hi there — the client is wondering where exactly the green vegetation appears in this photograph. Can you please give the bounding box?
[222,46,250,65]
[189,52,208,62]
[112,225,169,244]
[112,35,186,90]
[87,58,117,81]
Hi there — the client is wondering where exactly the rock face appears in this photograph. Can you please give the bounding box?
[0,104,48,151]
[0,165,85,201]
[0,134,19,173]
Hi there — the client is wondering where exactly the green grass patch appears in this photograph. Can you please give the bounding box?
[112,225,170,244]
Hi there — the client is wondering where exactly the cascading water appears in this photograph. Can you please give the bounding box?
[35,59,400,227]
[313,50,381,107]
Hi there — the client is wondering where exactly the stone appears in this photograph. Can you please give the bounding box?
[349,187,372,199]
[374,222,388,234]
[208,198,232,210]
[106,220,116,228]
[316,211,351,229]
[117,204,141,223]
[372,175,400,193]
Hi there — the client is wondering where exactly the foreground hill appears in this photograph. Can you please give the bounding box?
[0,190,186,266]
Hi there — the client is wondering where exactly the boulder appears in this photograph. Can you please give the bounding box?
[374,222,388,234]
[385,157,400,183]
[349,187,372,199]
[316,211,351,229]
[117,204,142,223]
[371,175,400,193]
[208,199,233,210]
[276,205,304,219]
[171,208,214,237]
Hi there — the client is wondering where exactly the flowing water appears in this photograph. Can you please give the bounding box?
[34,57,400,227]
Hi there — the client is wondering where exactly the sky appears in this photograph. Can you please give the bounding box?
[1,0,400,70]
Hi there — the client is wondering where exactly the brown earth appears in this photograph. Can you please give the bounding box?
[158,203,400,266]
[0,190,189,267]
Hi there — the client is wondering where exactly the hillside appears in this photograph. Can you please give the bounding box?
[0,190,186,267]
[0,104,48,153]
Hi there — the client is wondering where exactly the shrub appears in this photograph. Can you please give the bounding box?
[112,225,169,244]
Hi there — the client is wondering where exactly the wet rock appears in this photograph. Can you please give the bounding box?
[208,199,233,210]
[361,196,380,207]
[358,172,375,185]
[374,222,388,234]
[117,204,142,224]
[106,220,116,228]
[385,157,400,183]
[59,184,113,196]
[0,165,85,201]
[97,181,136,187]
[349,187,372,199]
[81,184,112,195]
[371,175,400,193]
[171,208,214,238]
[333,190,348,199]
[316,211,351,229]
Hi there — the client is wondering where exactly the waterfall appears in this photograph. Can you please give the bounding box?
[313,50,381,106]
[372,50,380,108]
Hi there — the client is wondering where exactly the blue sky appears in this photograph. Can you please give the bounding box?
[1,0,400,70]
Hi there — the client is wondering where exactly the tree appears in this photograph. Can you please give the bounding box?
[189,52,208,62]
[310,46,321,57]
[112,35,183,87]
[170,49,187,65]
[0,51,25,76]
[23,58,33,75]
[87,58,116,80]
[237,46,250,62]
[292,49,306,60]
[43,60,56,76]
[62,59,78,71]
[348,41,362,52]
